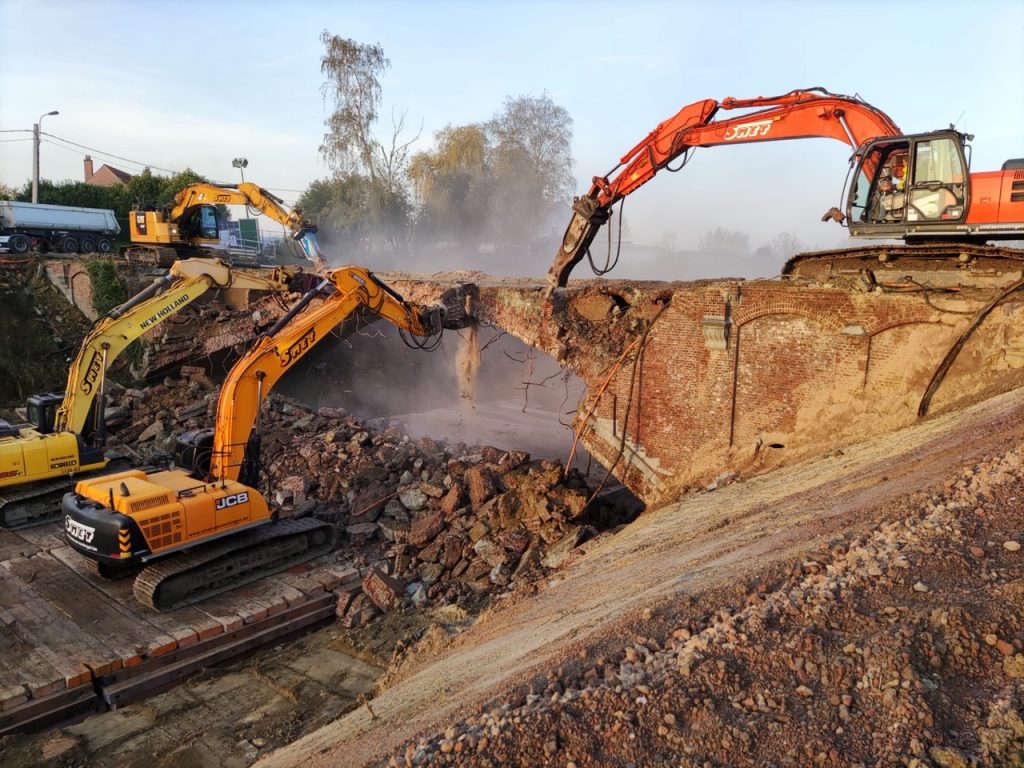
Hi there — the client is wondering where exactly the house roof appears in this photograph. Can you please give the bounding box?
[96,164,133,184]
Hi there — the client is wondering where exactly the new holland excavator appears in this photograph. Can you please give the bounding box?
[61,266,470,611]
[0,257,315,528]
[124,181,325,271]
[547,87,1024,290]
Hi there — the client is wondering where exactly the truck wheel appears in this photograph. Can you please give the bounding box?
[79,237,96,254]
[8,235,31,254]
[59,235,79,254]
[97,238,114,254]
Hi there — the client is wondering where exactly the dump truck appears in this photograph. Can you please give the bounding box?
[0,200,121,256]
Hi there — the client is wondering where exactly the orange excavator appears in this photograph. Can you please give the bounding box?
[547,87,1024,290]
[62,267,470,610]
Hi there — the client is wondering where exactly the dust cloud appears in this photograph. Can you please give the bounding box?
[455,323,480,402]
[275,315,590,470]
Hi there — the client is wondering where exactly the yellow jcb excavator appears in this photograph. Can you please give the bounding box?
[62,267,471,611]
[0,257,315,528]
[124,182,324,271]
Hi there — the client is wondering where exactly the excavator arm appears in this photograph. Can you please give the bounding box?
[547,87,902,290]
[55,258,310,438]
[171,182,325,270]
[208,267,470,484]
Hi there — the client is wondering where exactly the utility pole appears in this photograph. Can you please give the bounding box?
[31,110,59,204]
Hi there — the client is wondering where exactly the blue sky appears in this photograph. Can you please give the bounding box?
[1,0,1022,257]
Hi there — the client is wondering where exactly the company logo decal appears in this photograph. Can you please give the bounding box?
[215,491,250,510]
[139,293,191,330]
[277,329,315,367]
[81,350,103,395]
[65,515,96,544]
[723,119,773,141]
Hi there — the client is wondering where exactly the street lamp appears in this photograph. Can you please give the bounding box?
[32,110,59,204]
[232,157,248,185]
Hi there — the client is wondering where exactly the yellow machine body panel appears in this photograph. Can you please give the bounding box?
[73,468,272,556]
[129,210,178,245]
[0,429,105,488]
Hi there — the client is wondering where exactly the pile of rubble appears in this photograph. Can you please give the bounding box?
[373,447,1024,767]
[102,371,639,627]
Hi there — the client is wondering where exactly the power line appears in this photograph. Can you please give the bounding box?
[42,131,181,174]
[0,138,33,144]
[0,129,32,134]
[34,130,310,198]
[40,139,156,177]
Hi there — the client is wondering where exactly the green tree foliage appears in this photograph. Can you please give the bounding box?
[313,33,574,264]
[18,179,124,212]
[157,168,209,207]
[408,124,490,247]
[296,174,375,255]
[319,31,389,176]
[407,94,574,254]
[123,168,164,209]
[85,259,127,315]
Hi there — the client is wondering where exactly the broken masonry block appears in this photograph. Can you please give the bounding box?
[362,567,406,612]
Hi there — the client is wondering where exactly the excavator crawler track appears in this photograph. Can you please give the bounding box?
[1,458,134,530]
[0,477,75,529]
[132,517,337,612]
[783,243,1024,286]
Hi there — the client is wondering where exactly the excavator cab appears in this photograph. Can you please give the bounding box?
[25,393,63,434]
[176,205,221,245]
[174,428,215,477]
[846,130,970,238]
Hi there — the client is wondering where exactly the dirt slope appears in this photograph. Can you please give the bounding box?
[257,387,1024,767]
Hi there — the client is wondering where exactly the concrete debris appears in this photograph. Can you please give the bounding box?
[100,376,636,623]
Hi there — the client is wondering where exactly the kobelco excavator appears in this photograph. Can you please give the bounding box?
[547,87,1024,291]
[62,267,471,611]
[0,257,314,528]
[124,181,325,271]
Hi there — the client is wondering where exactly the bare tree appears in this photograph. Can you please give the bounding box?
[766,231,805,259]
[319,31,388,177]
[318,31,417,258]
[486,93,574,241]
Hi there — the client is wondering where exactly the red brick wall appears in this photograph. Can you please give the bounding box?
[374,276,1024,506]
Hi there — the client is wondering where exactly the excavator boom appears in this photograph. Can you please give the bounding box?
[169,183,325,270]
[55,258,307,437]
[0,257,310,528]
[128,181,324,270]
[547,88,901,289]
[209,266,453,483]
[546,86,1023,290]
[593,89,899,210]
[62,266,471,610]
